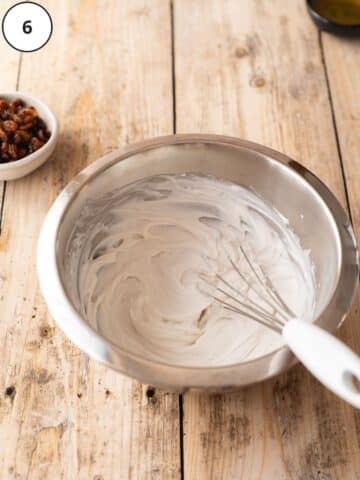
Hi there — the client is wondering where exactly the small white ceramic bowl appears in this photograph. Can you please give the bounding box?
[0,92,58,180]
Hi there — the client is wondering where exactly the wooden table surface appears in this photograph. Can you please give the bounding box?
[1,1,360,478]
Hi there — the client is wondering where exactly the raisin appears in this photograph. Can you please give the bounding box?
[0,128,7,142]
[19,107,36,124]
[3,120,18,133]
[37,129,46,141]
[8,144,18,159]
[30,137,43,151]
[17,148,27,158]
[14,130,30,144]
[13,99,25,110]
[0,99,9,112]
[1,142,9,154]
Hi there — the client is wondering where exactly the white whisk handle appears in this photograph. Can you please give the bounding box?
[282,319,360,409]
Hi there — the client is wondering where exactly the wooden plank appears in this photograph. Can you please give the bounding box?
[0,1,180,479]
[174,1,360,478]
[321,32,360,353]
[0,1,22,230]
[0,0,20,91]
[320,31,360,480]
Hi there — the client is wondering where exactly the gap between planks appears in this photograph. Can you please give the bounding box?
[318,31,353,224]
[170,1,185,479]
[0,182,6,236]
[171,0,177,134]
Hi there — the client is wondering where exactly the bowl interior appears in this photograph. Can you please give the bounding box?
[57,142,342,365]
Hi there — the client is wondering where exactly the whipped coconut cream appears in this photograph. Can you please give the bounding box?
[64,174,315,367]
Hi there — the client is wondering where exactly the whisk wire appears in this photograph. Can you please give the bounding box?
[226,255,290,322]
[201,244,294,333]
[232,246,294,318]
[213,282,285,329]
[214,296,283,334]
[215,273,285,323]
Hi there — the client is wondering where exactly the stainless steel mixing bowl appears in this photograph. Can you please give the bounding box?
[37,134,359,391]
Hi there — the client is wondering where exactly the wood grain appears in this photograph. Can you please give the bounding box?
[0,1,21,234]
[321,32,360,352]
[174,1,360,478]
[0,0,20,91]
[0,1,180,479]
[320,30,360,479]
[1,1,360,478]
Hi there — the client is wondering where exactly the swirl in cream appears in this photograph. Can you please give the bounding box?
[65,174,315,367]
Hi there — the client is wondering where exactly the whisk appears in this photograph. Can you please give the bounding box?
[201,246,360,408]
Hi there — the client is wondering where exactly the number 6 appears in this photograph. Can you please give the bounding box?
[23,20,32,34]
